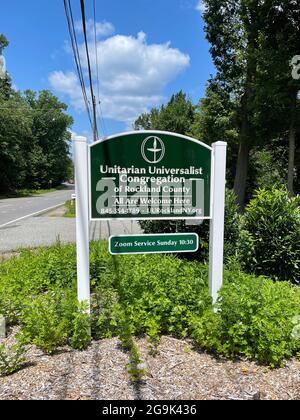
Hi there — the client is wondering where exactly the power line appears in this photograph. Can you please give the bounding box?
[80,0,98,142]
[0,106,68,112]
[63,0,93,130]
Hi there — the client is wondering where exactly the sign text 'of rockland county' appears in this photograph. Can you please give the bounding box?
[89,132,212,220]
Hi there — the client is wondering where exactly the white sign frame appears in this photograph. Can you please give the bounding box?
[88,130,215,221]
[74,132,227,317]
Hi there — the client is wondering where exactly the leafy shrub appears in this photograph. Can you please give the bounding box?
[70,304,91,351]
[0,244,77,325]
[0,342,26,376]
[92,252,212,343]
[250,149,287,191]
[20,291,74,354]
[1,240,300,368]
[139,189,240,261]
[239,188,300,283]
[192,272,300,367]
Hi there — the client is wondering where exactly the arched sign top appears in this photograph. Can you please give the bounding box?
[89,131,213,221]
[90,130,213,152]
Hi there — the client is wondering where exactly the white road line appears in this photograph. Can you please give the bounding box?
[0,203,66,229]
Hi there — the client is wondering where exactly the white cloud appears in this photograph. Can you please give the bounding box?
[75,20,115,39]
[49,27,190,125]
[195,0,206,14]
[49,71,86,112]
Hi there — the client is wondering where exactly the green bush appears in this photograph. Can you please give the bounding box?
[20,291,74,354]
[192,272,300,367]
[70,304,91,351]
[239,188,300,283]
[0,342,26,376]
[1,241,300,368]
[139,189,240,261]
[0,244,77,325]
[93,251,212,343]
[19,290,91,354]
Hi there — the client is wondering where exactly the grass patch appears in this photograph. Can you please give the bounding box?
[0,185,68,199]
[0,242,300,369]
[64,200,75,218]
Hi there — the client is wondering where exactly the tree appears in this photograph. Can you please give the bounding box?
[23,90,73,188]
[0,95,32,192]
[191,78,239,188]
[202,0,300,206]
[134,91,195,135]
[0,35,73,193]
[255,1,300,196]
[203,0,265,210]
[0,34,13,100]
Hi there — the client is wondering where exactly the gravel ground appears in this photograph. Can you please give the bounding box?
[0,213,142,252]
[1,334,300,400]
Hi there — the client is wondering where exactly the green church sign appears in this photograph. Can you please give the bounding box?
[74,133,227,315]
[89,131,212,220]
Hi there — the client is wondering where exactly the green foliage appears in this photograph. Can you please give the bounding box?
[191,79,239,189]
[0,89,73,193]
[249,148,287,192]
[192,272,300,368]
[0,34,9,51]
[239,188,300,283]
[134,91,195,135]
[64,200,76,218]
[19,290,76,354]
[139,189,240,262]
[0,341,26,376]
[70,304,91,351]
[0,37,73,194]
[1,241,300,368]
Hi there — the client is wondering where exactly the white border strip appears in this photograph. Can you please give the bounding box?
[109,233,199,255]
[89,130,213,151]
[0,203,66,229]
[91,216,212,221]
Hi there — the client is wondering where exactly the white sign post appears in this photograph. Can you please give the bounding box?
[209,141,227,304]
[74,136,90,314]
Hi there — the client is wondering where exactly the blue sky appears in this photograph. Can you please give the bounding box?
[1,0,214,140]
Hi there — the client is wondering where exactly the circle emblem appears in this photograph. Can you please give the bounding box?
[141,136,165,164]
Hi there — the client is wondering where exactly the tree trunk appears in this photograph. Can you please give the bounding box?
[233,142,250,211]
[287,92,297,196]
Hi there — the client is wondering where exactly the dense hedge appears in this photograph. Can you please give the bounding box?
[239,188,300,283]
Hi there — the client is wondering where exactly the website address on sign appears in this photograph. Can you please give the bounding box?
[97,208,203,216]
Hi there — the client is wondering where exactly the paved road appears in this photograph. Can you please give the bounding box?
[0,185,142,252]
[0,186,74,228]
[0,216,142,253]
